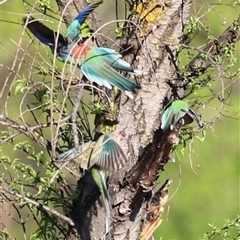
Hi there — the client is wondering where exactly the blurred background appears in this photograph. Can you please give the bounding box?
[0,0,239,239]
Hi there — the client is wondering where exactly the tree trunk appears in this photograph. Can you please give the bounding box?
[57,0,192,239]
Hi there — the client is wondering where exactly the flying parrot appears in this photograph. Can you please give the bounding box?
[55,133,127,233]
[161,100,203,131]
[56,133,127,171]
[23,0,141,99]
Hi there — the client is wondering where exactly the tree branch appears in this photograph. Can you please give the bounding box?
[0,186,74,226]
[186,15,240,78]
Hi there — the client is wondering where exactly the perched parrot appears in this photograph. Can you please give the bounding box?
[161,100,203,131]
[56,133,127,233]
[23,0,141,99]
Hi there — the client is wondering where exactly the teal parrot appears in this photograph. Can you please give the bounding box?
[56,133,127,233]
[161,100,203,131]
[23,0,141,98]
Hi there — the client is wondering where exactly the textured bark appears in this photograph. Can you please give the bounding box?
[54,1,240,240]
[56,0,192,239]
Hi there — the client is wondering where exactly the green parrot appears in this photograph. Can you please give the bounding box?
[23,0,141,99]
[56,133,127,234]
[161,100,203,131]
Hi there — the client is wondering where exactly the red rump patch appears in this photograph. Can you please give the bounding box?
[71,44,91,59]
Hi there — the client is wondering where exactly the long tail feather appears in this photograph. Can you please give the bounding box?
[102,65,140,96]
[91,168,112,235]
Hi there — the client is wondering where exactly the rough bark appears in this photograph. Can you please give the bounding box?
[53,0,240,240]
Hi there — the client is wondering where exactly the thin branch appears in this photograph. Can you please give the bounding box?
[0,186,75,226]
[0,115,69,149]
[186,15,240,78]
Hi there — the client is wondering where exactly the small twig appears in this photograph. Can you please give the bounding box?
[186,15,240,78]
[0,186,75,226]
[71,85,84,150]
[0,114,70,149]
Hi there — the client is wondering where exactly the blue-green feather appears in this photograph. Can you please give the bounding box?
[91,168,111,233]
[92,48,134,72]
[161,100,189,131]
[66,1,103,41]
[161,100,203,131]
[77,47,140,98]
[96,134,127,172]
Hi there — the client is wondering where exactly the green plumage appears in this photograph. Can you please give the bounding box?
[91,168,111,233]
[77,47,141,99]
[55,133,127,234]
[56,134,127,172]
[161,100,203,131]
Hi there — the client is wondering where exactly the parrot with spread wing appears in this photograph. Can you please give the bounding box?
[56,134,127,171]
[161,100,203,131]
[23,0,141,98]
[55,133,127,234]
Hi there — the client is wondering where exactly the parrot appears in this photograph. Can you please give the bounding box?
[23,0,141,99]
[161,100,203,131]
[55,133,127,233]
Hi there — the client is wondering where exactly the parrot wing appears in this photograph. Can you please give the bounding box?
[93,48,135,72]
[90,134,127,172]
[66,1,103,41]
[23,17,68,47]
[80,56,140,98]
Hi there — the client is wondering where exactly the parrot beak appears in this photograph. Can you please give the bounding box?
[185,109,203,128]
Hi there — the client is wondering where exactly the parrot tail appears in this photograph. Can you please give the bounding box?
[91,168,112,236]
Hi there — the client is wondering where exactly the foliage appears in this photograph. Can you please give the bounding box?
[202,217,240,240]
[0,0,239,239]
